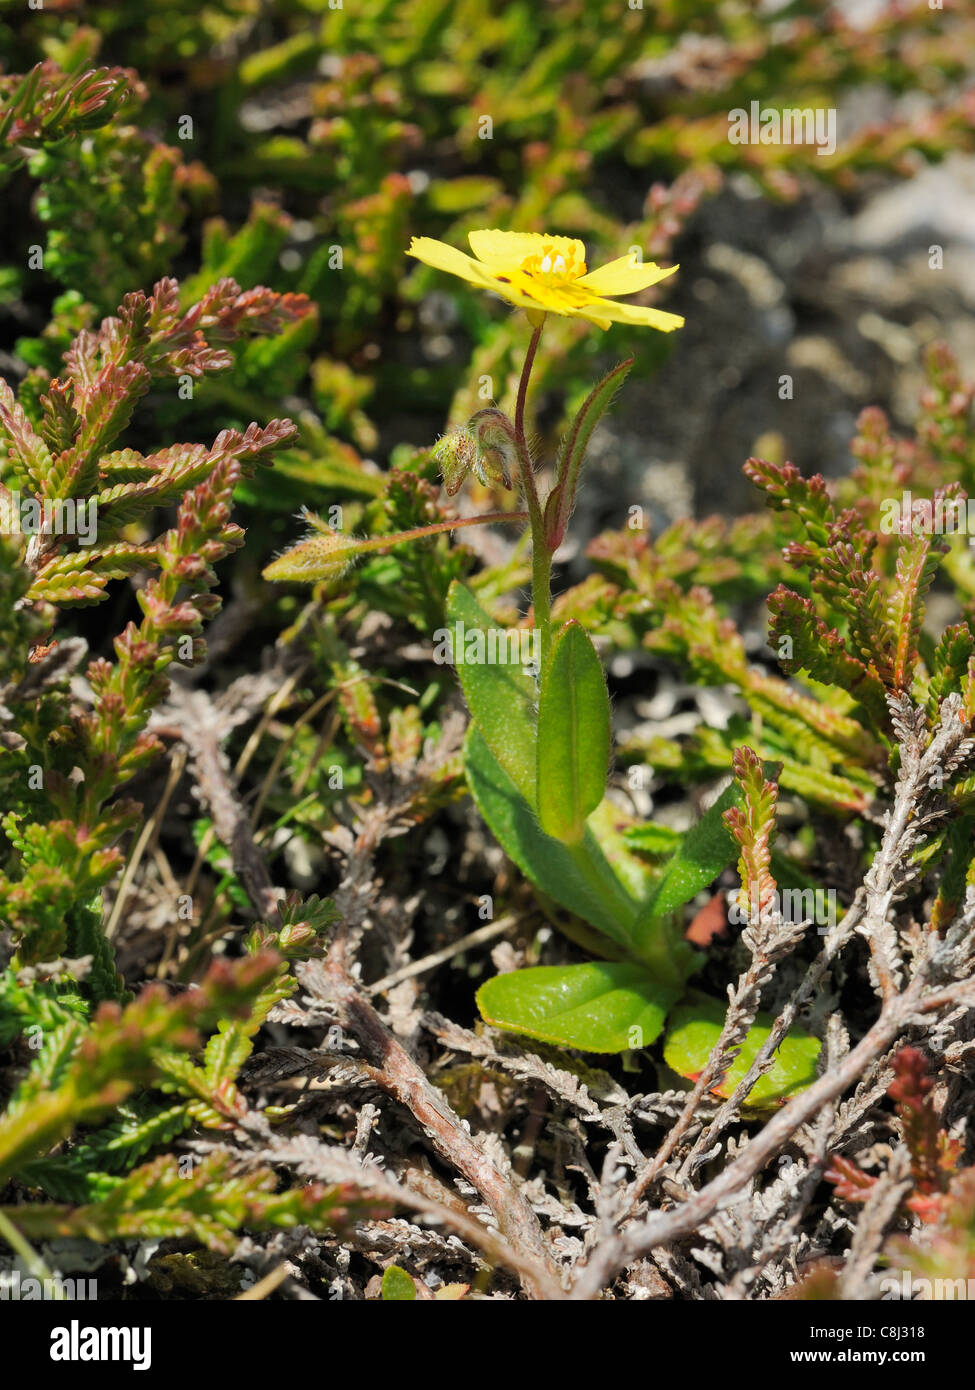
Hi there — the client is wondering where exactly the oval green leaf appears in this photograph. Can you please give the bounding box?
[663,997,821,1109]
[477,961,681,1053]
[537,621,610,844]
[446,580,539,805]
[381,1265,417,1301]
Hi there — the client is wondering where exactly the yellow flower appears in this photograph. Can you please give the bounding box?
[406,229,684,332]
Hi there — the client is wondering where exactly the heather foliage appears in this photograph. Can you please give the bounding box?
[1,0,975,1307]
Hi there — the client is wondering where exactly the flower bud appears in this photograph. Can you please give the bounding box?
[433,409,517,496]
[433,430,479,497]
[469,408,516,491]
[262,510,365,582]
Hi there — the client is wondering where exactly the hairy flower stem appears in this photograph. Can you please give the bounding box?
[353,511,529,555]
[513,320,554,667]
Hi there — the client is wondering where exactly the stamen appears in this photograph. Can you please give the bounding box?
[518,242,587,285]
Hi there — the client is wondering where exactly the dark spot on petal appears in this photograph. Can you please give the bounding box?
[496,275,511,283]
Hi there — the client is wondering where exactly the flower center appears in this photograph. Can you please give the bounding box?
[519,244,586,284]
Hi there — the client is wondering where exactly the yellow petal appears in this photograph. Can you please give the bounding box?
[481,268,563,316]
[589,298,685,332]
[407,237,501,292]
[573,306,612,331]
[408,237,553,314]
[468,229,585,270]
[576,257,678,297]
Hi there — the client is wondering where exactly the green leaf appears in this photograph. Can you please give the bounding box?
[631,783,741,955]
[537,621,610,843]
[477,962,680,1053]
[586,799,657,903]
[663,997,821,1109]
[381,1265,418,1301]
[203,1022,253,1090]
[1,1151,369,1256]
[447,580,539,805]
[0,380,55,493]
[466,726,638,952]
[543,358,633,550]
[623,822,682,856]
